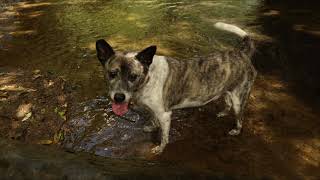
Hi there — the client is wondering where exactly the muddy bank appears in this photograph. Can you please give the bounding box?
[0,138,223,180]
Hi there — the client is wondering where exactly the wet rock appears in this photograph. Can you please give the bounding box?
[62,97,155,158]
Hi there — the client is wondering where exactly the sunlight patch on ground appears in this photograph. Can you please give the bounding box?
[0,84,36,92]
[0,74,15,86]
[262,10,280,17]
[293,24,320,37]
[0,9,19,18]
[294,139,320,167]
[248,74,320,178]
[9,30,36,36]
[57,0,99,5]
[199,1,224,7]
[0,71,36,92]
[0,1,49,45]
[15,2,52,9]
[27,11,44,18]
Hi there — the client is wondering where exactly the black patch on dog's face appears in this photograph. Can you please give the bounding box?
[95,41,156,100]
[105,55,146,93]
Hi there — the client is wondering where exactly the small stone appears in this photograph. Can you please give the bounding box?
[33,69,41,74]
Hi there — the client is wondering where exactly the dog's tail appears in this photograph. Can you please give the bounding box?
[214,22,254,58]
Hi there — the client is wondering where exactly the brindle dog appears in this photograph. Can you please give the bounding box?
[95,22,257,154]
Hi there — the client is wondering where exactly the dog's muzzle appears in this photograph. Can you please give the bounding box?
[111,93,129,116]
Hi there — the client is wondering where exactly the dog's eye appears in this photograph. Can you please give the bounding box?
[109,71,117,79]
[128,74,137,82]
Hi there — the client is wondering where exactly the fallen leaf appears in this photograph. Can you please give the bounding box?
[22,112,32,122]
[54,107,58,113]
[0,91,8,98]
[53,131,64,143]
[16,103,32,118]
[33,69,41,74]
[54,107,66,121]
[58,110,66,121]
[32,74,42,80]
[38,140,53,145]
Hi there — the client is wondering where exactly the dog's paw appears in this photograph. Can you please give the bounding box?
[228,129,241,136]
[151,145,164,154]
[143,125,157,133]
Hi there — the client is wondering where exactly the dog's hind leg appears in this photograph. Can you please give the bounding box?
[228,78,254,136]
[217,91,232,118]
[228,91,242,136]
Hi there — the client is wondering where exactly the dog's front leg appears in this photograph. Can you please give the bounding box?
[151,111,172,154]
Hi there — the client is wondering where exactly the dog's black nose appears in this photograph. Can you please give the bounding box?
[114,93,125,103]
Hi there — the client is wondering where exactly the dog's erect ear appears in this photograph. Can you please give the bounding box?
[96,39,115,65]
[135,46,156,67]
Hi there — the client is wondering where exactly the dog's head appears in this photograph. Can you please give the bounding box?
[96,39,156,116]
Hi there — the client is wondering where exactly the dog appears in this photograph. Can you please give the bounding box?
[95,22,257,154]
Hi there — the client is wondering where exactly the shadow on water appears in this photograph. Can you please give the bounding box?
[255,0,320,108]
[0,138,224,179]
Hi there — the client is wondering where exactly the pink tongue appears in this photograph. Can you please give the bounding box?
[112,103,129,116]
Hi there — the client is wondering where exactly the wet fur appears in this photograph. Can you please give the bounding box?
[96,22,257,154]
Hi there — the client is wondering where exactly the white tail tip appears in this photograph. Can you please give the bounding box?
[214,22,248,38]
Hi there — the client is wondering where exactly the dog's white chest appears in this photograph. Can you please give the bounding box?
[137,56,169,113]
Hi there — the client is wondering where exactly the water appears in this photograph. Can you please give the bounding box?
[0,0,260,99]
